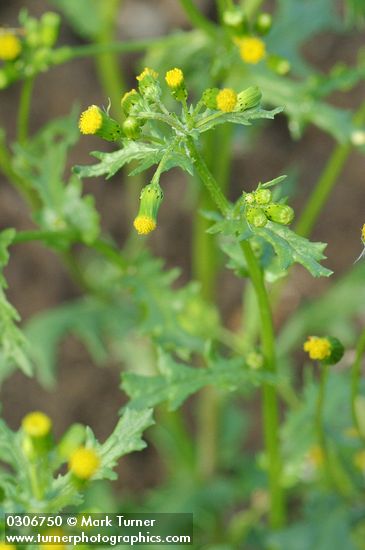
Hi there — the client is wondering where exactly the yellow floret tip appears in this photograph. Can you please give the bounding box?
[79,105,103,135]
[133,215,156,235]
[362,223,365,242]
[307,445,324,468]
[0,31,22,61]
[136,67,158,81]
[354,450,365,471]
[165,68,184,89]
[22,411,52,438]
[303,336,331,361]
[69,447,100,480]
[216,88,237,113]
[238,36,266,64]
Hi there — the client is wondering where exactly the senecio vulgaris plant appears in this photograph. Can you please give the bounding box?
[1,3,365,548]
[76,66,342,528]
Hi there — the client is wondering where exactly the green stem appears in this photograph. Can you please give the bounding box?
[296,100,365,238]
[351,330,365,440]
[186,137,230,214]
[188,139,284,527]
[179,0,218,37]
[95,0,125,117]
[17,77,34,144]
[315,364,331,482]
[241,240,285,528]
[28,462,43,501]
[52,36,177,65]
[316,363,355,496]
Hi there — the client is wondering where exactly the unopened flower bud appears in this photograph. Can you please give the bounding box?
[267,54,291,75]
[246,206,268,228]
[254,188,272,205]
[236,86,262,111]
[254,12,272,35]
[264,203,294,225]
[123,116,142,139]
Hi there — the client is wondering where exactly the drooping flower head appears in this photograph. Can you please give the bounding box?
[133,182,164,236]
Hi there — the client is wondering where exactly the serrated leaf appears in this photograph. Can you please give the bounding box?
[0,230,32,377]
[255,222,332,277]
[95,408,154,480]
[197,107,283,133]
[122,350,273,411]
[74,141,193,179]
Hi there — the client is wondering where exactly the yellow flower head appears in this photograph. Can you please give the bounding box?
[362,223,365,243]
[69,446,100,480]
[79,105,103,135]
[133,215,156,235]
[136,67,158,82]
[354,450,365,471]
[216,88,237,113]
[165,68,184,89]
[22,411,52,438]
[303,336,331,361]
[0,31,22,61]
[238,36,266,64]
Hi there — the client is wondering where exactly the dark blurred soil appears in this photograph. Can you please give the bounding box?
[0,0,364,494]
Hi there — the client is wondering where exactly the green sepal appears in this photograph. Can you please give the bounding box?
[236,86,262,111]
[323,337,345,365]
[246,206,268,227]
[264,203,294,225]
[96,110,123,142]
[123,116,142,139]
[202,88,219,109]
[137,182,164,222]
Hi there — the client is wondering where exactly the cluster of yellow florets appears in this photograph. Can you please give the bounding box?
[216,88,237,113]
[165,68,184,89]
[78,105,103,135]
[237,36,266,64]
[0,31,22,61]
[303,336,331,361]
[68,446,100,480]
[362,223,365,242]
[136,67,158,81]
[22,411,52,438]
[133,215,156,235]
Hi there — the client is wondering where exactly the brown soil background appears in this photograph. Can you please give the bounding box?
[0,0,364,495]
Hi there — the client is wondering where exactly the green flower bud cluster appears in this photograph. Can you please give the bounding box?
[222,6,272,37]
[243,188,294,228]
[0,11,61,90]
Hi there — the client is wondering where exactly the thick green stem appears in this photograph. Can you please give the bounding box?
[241,240,285,528]
[179,0,218,37]
[296,100,365,238]
[17,77,34,144]
[351,330,365,441]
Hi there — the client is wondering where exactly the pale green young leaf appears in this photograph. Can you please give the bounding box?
[255,222,332,277]
[122,350,272,411]
[197,107,283,134]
